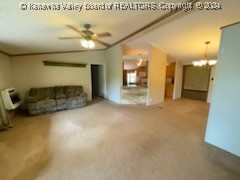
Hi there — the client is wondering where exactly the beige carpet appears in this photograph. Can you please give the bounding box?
[0,98,240,180]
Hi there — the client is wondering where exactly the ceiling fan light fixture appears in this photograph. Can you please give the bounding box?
[60,24,111,48]
[81,39,88,48]
[88,40,95,48]
[81,39,95,49]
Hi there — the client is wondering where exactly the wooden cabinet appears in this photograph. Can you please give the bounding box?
[165,84,174,97]
[166,63,175,77]
[165,63,176,98]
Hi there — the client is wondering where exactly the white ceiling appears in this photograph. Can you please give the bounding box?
[124,59,147,70]
[0,0,239,60]
[125,0,240,62]
[0,0,183,55]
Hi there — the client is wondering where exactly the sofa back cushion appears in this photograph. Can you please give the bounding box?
[30,87,55,100]
[64,86,83,98]
[55,86,66,99]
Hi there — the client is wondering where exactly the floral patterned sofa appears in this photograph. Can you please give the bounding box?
[27,86,87,115]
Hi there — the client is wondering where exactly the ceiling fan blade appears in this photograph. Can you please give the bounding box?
[93,39,110,47]
[96,32,112,38]
[58,37,82,39]
[66,25,86,37]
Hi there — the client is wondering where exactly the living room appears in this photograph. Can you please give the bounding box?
[0,0,240,179]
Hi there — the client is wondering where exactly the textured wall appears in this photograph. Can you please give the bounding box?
[105,44,122,104]
[148,45,167,105]
[205,23,240,157]
[0,53,14,123]
[10,51,106,101]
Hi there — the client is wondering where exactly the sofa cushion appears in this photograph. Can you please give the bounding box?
[66,97,87,109]
[57,104,66,111]
[64,86,83,98]
[56,98,66,105]
[29,99,56,110]
[30,87,55,100]
[28,85,87,115]
[27,96,38,103]
[55,86,66,99]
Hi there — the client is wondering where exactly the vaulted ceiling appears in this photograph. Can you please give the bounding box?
[0,0,240,61]
[125,0,240,62]
[0,0,172,55]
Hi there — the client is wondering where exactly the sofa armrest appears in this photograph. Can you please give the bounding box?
[27,96,38,103]
[79,92,87,98]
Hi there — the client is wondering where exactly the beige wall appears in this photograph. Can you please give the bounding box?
[205,23,240,157]
[0,53,14,120]
[148,45,167,105]
[0,53,13,90]
[122,45,148,55]
[173,61,183,99]
[105,44,122,104]
[207,65,216,103]
[184,66,210,91]
[10,51,106,101]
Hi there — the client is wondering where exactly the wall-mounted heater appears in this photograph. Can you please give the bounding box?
[1,88,22,110]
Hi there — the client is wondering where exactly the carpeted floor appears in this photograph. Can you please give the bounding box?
[0,98,240,180]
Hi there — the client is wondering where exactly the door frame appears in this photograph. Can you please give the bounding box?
[89,63,107,101]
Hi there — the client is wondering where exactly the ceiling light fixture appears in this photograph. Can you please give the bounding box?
[137,59,143,66]
[81,39,95,49]
[193,41,217,67]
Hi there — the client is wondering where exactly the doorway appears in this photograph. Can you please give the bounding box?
[165,63,176,100]
[91,64,105,99]
[182,65,210,102]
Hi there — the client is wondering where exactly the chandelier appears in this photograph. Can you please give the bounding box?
[137,59,143,66]
[80,39,95,49]
[193,41,217,67]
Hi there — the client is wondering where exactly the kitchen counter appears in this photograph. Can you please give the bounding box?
[121,86,148,105]
[122,85,148,89]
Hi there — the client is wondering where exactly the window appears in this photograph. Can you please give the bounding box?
[127,71,137,84]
